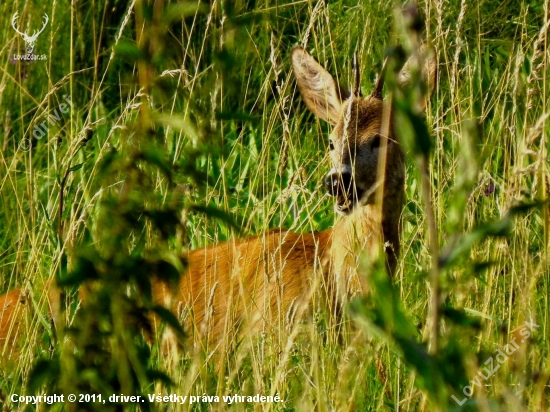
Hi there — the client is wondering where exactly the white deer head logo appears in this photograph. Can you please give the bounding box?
[12,12,49,54]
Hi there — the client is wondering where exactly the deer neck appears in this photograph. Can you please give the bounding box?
[329,177,404,277]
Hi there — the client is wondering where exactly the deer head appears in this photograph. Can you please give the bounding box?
[12,12,49,54]
[291,46,436,215]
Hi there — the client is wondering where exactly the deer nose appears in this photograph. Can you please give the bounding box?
[324,171,353,196]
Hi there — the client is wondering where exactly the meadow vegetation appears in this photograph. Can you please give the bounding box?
[0,0,548,410]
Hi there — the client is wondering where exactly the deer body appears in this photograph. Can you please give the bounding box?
[156,209,385,340]
[1,46,435,354]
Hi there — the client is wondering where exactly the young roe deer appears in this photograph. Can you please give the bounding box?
[0,46,436,355]
[154,46,436,342]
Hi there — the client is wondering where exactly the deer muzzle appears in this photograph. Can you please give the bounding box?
[324,171,363,214]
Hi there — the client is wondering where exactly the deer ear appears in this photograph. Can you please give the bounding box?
[291,46,350,125]
[397,47,437,112]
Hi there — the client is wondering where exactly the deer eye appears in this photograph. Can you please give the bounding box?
[371,135,381,149]
[329,139,334,151]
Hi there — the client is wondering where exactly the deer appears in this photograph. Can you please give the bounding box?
[154,46,436,344]
[0,45,436,358]
[12,11,49,55]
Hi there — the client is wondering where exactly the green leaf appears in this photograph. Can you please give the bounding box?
[58,255,100,287]
[189,204,242,233]
[463,308,503,324]
[441,306,482,329]
[115,39,146,62]
[394,99,432,156]
[138,148,173,182]
[27,359,60,394]
[68,163,84,172]
[162,2,209,24]
[143,209,181,239]
[153,114,200,142]
[150,305,185,338]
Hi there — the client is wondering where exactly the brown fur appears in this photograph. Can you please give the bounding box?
[0,289,26,357]
[155,229,331,340]
[0,45,436,355]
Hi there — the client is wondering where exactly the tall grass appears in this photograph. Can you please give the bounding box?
[0,0,548,411]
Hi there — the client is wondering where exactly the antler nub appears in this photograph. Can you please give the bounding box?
[371,57,388,99]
